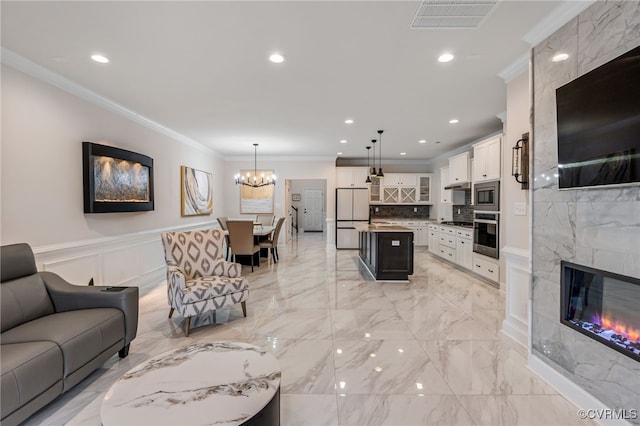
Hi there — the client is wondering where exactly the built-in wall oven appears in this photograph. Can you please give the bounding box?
[474,181,500,211]
[473,212,499,259]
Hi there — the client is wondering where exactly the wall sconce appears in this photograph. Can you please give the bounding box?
[512,132,529,189]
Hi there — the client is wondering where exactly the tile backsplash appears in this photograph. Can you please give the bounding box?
[369,205,431,219]
[452,190,473,222]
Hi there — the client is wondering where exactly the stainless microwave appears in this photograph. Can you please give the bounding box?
[474,181,499,211]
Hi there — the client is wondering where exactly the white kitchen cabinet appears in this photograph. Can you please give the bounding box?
[383,173,416,187]
[455,229,473,270]
[417,174,432,203]
[382,186,416,203]
[428,224,439,254]
[449,152,470,184]
[472,253,500,282]
[369,177,381,203]
[472,136,501,182]
[336,167,369,187]
[440,167,451,204]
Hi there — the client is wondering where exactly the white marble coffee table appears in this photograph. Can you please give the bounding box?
[101,342,281,426]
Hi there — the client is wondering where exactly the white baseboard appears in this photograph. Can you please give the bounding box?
[528,354,634,426]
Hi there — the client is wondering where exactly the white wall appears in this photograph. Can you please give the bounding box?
[1,65,225,286]
[501,70,532,348]
[502,71,531,252]
[1,65,225,246]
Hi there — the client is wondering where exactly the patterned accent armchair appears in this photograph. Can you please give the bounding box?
[160,229,248,336]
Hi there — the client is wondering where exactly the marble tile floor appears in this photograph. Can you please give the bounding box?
[24,233,596,426]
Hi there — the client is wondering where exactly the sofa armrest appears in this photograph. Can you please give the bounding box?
[213,259,242,278]
[40,271,139,346]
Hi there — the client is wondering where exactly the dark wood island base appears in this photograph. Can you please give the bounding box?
[354,224,414,281]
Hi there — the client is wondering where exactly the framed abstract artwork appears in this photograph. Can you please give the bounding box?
[239,169,275,214]
[181,166,213,216]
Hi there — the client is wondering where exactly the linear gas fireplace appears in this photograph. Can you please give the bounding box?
[561,261,640,362]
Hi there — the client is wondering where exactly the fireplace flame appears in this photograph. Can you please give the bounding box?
[592,313,640,343]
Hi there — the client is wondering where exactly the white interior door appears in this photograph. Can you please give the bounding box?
[303,189,324,232]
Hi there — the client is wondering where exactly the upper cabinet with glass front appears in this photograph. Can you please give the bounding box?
[417,174,432,203]
[369,177,381,203]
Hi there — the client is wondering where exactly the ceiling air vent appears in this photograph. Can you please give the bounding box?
[411,0,498,29]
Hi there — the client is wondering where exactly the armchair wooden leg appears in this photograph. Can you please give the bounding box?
[241,301,247,317]
[169,307,175,318]
[184,317,191,337]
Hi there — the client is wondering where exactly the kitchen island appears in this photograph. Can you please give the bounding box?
[353,223,414,281]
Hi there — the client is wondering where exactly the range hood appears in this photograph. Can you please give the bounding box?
[444,182,471,190]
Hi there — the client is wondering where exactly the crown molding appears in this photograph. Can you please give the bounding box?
[521,0,596,47]
[498,53,529,83]
[224,155,337,162]
[1,48,219,156]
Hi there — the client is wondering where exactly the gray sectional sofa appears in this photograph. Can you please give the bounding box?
[0,243,139,426]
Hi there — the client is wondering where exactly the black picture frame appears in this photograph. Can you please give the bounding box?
[82,142,154,213]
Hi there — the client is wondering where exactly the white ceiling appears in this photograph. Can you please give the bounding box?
[2,1,576,160]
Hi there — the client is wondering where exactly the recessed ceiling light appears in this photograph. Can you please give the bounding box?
[337,152,343,155]
[449,119,459,124]
[269,53,285,63]
[340,139,348,144]
[345,119,354,124]
[552,53,569,62]
[400,152,406,156]
[91,54,109,64]
[438,53,454,63]
[419,140,426,144]
[435,141,441,144]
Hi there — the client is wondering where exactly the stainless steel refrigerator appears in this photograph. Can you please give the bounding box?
[336,188,370,249]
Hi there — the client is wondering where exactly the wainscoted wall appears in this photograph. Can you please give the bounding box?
[531,1,640,420]
[33,221,218,289]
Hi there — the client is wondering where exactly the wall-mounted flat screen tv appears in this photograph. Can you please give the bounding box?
[556,45,640,189]
[83,142,154,213]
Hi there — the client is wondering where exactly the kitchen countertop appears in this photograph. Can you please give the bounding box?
[353,223,413,233]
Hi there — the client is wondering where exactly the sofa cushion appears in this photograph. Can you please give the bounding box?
[1,341,63,419]
[1,274,54,333]
[181,276,248,304]
[1,309,124,378]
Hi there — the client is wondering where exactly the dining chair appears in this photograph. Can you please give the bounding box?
[259,217,285,264]
[226,221,261,272]
[217,216,232,261]
[255,214,275,226]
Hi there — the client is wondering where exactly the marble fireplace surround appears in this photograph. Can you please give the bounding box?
[531,1,640,424]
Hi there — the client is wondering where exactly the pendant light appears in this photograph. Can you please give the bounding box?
[365,146,372,184]
[376,130,384,177]
[234,144,276,187]
[370,139,378,177]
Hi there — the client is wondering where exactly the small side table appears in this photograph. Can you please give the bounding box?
[101,342,280,425]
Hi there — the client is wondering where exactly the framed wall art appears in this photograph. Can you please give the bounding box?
[239,169,275,214]
[82,142,154,213]
[181,166,213,216]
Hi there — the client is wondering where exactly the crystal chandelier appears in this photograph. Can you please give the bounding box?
[234,144,276,187]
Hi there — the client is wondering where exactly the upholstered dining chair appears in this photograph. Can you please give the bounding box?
[160,229,248,337]
[259,217,285,264]
[217,216,232,261]
[226,221,261,272]
[255,214,275,226]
